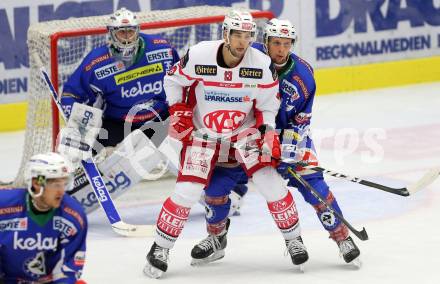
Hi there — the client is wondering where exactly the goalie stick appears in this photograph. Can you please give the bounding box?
[40,66,154,237]
[193,133,439,197]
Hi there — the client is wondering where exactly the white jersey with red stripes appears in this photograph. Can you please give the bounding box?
[164,40,280,139]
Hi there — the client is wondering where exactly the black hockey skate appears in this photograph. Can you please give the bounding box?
[191,219,230,266]
[285,236,309,267]
[337,236,361,266]
[143,242,169,279]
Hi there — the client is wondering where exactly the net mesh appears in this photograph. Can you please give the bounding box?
[14,6,271,186]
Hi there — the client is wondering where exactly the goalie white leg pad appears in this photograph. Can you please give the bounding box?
[99,129,164,182]
[157,136,182,176]
[69,129,165,213]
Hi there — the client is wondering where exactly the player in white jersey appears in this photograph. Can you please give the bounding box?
[143,10,308,279]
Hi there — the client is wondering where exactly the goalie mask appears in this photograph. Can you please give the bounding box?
[107,7,140,64]
[24,152,73,198]
[222,9,257,44]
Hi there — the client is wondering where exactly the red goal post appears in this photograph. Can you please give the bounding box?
[14,6,273,186]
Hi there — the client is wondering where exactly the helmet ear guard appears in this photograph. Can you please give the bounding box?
[36,175,47,186]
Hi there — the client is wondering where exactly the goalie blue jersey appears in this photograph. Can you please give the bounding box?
[0,188,87,283]
[61,33,179,124]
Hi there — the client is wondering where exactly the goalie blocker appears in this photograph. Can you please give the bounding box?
[57,102,103,166]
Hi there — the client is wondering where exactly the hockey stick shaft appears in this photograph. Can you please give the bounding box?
[282,164,438,196]
[193,133,438,196]
[192,133,368,240]
[287,168,369,241]
[40,67,154,237]
[300,166,410,196]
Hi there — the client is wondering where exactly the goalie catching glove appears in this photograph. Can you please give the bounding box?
[57,102,103,168]
[168,103,193,143]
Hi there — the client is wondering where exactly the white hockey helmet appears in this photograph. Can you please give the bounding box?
[107,7,140,61]
[263,18,298,48]
[24,152,72,197]
[222,9,257,42]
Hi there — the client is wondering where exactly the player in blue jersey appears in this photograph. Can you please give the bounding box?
[61,7,179,149]
[191,19,361,267]
[0,152,87,283]
[58,8,180,213]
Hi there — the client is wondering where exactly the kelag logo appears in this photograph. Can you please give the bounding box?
[316,0,440,37]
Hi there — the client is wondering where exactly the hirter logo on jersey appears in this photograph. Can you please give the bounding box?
[204,110,246,133]
[195,65,217,76]
[239,67,263,79]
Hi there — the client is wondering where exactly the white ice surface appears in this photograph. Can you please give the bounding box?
[1,82,439,283]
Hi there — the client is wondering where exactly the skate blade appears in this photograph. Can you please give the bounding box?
[298,264,305,273]
[143,263,164,279]
[191,250,225,266]
[350,257,362,269]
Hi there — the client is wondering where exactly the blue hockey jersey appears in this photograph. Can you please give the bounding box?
[252,43,317,154]
[0,189,87,284]
[252,43,316,132]
[61,33,179,124]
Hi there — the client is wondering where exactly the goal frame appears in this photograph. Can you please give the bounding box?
[48,10,274,150]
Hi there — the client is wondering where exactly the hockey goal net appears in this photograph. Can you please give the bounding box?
[14,6,273,186]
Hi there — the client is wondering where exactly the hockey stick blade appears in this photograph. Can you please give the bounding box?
[39,66,153,237]
[406,167,440,195]
[311,167,411,197]
[287,168,369,241]
[112,221,155,237]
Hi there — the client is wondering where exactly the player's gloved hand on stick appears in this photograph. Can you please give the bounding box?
[258,124,281,167]
[168,103,193,143]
